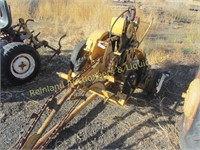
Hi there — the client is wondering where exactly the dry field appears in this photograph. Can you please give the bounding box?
[8,0,200,63]
[1,0,200,149]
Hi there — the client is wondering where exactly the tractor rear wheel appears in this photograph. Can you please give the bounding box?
[1,42,40,85]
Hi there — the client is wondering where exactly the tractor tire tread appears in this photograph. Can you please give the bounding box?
[1,42,40,86]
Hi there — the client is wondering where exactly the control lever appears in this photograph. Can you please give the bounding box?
[45,34,67,61]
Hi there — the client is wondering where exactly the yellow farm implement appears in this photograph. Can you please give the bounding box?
[12,7,169,149]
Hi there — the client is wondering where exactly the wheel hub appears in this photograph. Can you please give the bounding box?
[19,61,27,70]
[10,53,36,79]
[13,57,29,73]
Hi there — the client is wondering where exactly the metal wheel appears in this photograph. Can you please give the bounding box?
[10,53,36,79]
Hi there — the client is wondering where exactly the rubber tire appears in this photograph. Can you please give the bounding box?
[70,40,86,72]
[143,69,160,94]
[1,42,40,85]
[0,40,8,47]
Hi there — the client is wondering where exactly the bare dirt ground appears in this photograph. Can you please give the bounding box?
[0,1,200,150]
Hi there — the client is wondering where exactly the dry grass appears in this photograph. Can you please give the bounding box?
[7,0,152,37]
[7,0,30,19]
[7,0,120,48]
[8,0,116,37]
[7,0,151,47]
[36,0,117,35]
[140,1,200,65]
[6,0,200,64]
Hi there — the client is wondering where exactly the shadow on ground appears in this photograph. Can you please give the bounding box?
[1,53,71,102]
[1,54,198,149]
[45,64,198,149]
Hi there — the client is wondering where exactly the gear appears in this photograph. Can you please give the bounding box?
[107,56,119,75]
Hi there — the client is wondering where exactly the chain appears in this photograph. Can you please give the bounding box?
[69,58,101,84]
[15,57,101,149]
[39,90,87,149]
[15,88,67,149]
[107,56,119,75]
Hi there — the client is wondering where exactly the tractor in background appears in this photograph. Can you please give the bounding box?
[0,0,65,85]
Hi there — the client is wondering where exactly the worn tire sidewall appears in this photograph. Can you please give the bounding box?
[1,43,41,85]
[70,40,87,71]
